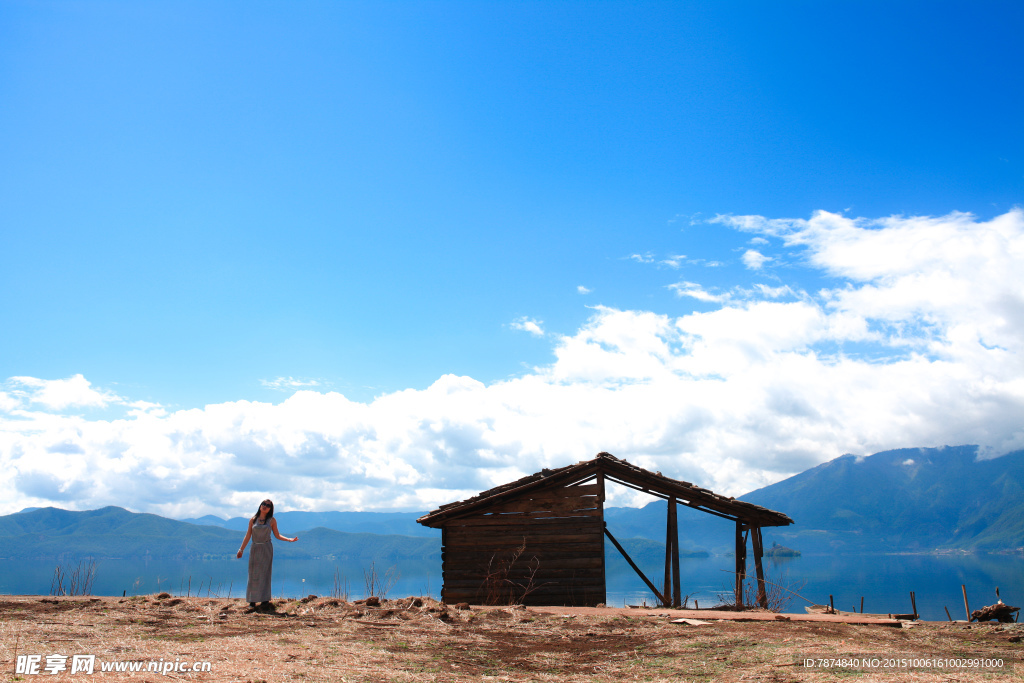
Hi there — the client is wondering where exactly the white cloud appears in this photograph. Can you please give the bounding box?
[667,281,728,303]
[628,252,688,269]
[0,392,21,413]
[3,210,1023,518]
[741,249,771,270]
[510,316,545,337]
[4,374,121,410]
[577,285,591,295]
[261,377,322,391]
[752,284,794,299]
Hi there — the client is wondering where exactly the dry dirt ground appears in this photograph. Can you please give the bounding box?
[1,595,1021,682]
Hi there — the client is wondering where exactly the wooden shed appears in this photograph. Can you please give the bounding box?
[417,452,793,607]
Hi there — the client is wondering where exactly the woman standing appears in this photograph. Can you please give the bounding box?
[236,499,297,610]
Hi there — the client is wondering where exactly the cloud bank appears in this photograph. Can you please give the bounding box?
[3,210,1023,518]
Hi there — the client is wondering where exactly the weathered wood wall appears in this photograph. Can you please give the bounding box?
[440,481,605,606]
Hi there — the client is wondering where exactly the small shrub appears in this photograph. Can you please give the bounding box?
[481,538,542,606]
[363,561,399,600]
[50,559,97,597]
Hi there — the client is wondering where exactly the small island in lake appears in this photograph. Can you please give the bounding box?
[764,542,801,557]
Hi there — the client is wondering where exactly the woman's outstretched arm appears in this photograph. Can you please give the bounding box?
[236,519,254,558]
[270,518,297,542]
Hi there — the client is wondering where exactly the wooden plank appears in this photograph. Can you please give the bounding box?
[467,511,600,521]
[442,557,604,572]
[444,535,600,549]
[454,577,604,587]
[474,503,600,517]
[442,569,602,581]
[442,584,606,596]
[443,542,605,554]
[486,489,598,505]
[447,515,604,529]
[442,542,603,554]
[476,482,601,506]
[441,580,605,592]
[443,548,604,561]
[519,587,607,596]
[442,561,604,575]
[442,556,599,568]
[443,565,604,577]
[444,529,603,543]
[475,507,602,520]
[440,591,607,604]
[446,528,601,542]
[444,540,604,552]
[442,575,604,586]
[482,497,600,515]
[443,565,604,578]
[446,528,602,540]
[443,531,603,547]
[448,515,593,527]
[507,483,601,499]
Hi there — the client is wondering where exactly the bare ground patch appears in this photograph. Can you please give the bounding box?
[1,596,1020,682]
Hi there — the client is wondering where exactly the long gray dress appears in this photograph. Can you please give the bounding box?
[246,520,273,603]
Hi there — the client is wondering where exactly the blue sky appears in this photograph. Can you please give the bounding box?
[1,1,1022,516]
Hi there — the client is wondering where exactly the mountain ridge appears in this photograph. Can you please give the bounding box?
[5,444,1021,562]
[741,445,1024,552]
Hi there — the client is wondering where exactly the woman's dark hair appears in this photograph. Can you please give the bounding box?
[251,499,274,523]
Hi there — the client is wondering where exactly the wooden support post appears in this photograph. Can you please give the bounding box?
[962,584,971,622]
[751,526,767,609]
[664,499,673,608]
[441,526,448,604]
[670,497,681,608]
[597,472,606,605]
[734,521,746,608]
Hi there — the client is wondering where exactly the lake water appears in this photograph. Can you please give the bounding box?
[4,553,1021,621]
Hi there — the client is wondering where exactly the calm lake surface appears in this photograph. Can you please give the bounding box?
[4,553,1020,621]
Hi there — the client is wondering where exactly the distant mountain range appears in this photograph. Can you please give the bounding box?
[4,445,1022,564]
[0,506,440,563]
[743,445,1024,553]
[599,445,1024,554]
[179,510,435,538]
[0,506,680,572]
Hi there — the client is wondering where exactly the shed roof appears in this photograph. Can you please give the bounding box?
[417,452,793,528]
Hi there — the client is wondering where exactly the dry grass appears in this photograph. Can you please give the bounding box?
[0,595,1021,682]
